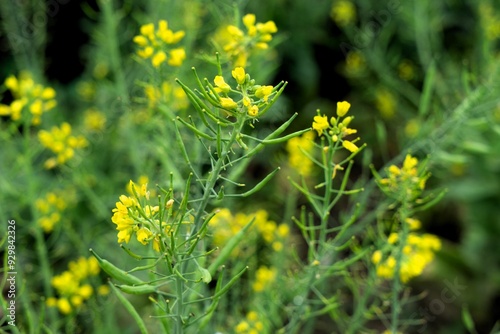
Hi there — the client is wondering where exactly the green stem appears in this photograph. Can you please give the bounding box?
[175,276,184,334]
[100,0,129,105]
[390,205,410,333]
[191,119,245,235]
[174,117,245,331]
[318,137,335,250]
[22,118,55,326]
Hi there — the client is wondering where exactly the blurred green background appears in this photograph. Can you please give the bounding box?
[1,0,500,333]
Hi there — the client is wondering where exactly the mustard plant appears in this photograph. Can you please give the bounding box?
[90,51,309,333]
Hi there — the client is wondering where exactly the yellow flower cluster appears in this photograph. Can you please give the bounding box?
[379,154,429,201]
[286,131,315,176]
[372,218,441,283]
[217,13,278,67]
[83,108,106,132]
[38,122,88,169]
[330,0,356,27]
[35,192,67,233]
[112,180,168,251]
[235,311,265,334]
[133,20,186,68]
[144,81,188,110]
[46,256,108,314]
[209,208,289,254]
[252,266,277,292]
[0,72,56,125]
[312,101,360,153]
[210,67,276,118]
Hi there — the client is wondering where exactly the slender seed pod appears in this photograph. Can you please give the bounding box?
[90,249,145,285]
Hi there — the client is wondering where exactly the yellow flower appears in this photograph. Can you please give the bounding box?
[1,72,57,125]
[243,14,257,35]
[136,227,153,245]
[168,48,186,66]
[247,105,259,116]
[403,154,418,170]
[257,21,277,34]
[235,321,250,333]
[215,14,278,67]
[152,51,167,68]
[78,284,93,299]
[255,85,274,102]
[342,140,358,153]
[210,208,288,257]
[38,123,88,167]
[252,266,277,292]
[379,154,429,200]
[98,285,110,296]
[331,0,356,27]
[373,232,441,283]
[235,311,265,333]
[134,21,186,67]
[57,298,72,314]
[214,75,231,93]
[286,131,315,176]
[406,218,422,230]
[387,233,398,244]
[232,67,246,85]
[372,250,382,264]
[336,101,351,117]
[312,115,330,136]
[36,191,69,233]
[46,297,57,307]
[84,108,106,132]
[220,97,238,110]
[48,256,101,314]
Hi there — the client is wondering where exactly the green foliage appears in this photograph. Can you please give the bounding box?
[1,0,500,333]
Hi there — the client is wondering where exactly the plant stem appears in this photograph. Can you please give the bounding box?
[391,205,410,333]
[175,276,184,334]
[175,117,245,331]
[191,119,245,235]
[23,119,55,327]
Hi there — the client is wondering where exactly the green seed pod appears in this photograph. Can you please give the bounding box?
[115,284,158,295]
[90,249,144,285]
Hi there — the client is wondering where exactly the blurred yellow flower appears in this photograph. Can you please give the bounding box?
[215,13,278,67]
[331,0,356,27]
[235,311,265,334]
[48,256,101,314]
[375,88,396,119]
[372,232,441,283]
[133,20,186,68]
[1,72,57,125]
[252,266,277,292]
[286,131,315,176]
[83,108,106,132]
[38,123,88,168]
